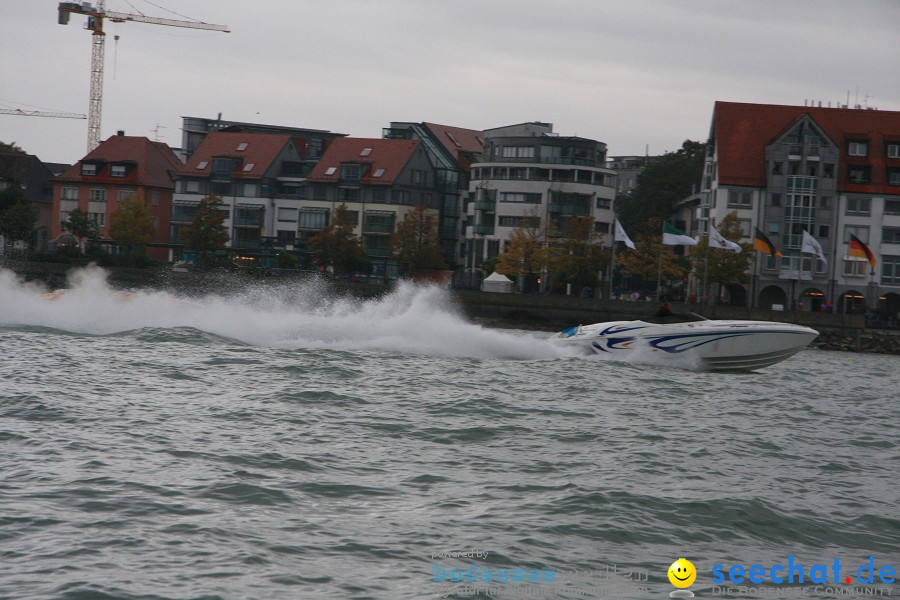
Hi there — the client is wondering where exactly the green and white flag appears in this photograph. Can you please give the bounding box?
[662,222,697,246]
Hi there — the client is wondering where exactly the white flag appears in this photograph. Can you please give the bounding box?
[801,229,827,265]
[709,226,742,253]
[614,219,635,249]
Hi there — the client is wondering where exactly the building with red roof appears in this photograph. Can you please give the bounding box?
[51,132,181,260]
[703,101,900,314]
[172,131,307,255]
[304,137,440,277]
[384,122,485,265]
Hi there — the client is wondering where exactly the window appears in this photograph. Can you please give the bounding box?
[278,208,297,222]
[81,163,97,176]
[767,222,780,236]
[770,193,781,207]
[500,192,541,204]
[843,225,869,243]
[196,161,208,170]
[363,211,395,233]
[818,225,830,239]
[312,185,327,200]
[501,146,535,159]
[276,230,296,245]
[596,198,611,209]
[885,199,900,215]
[411,169,426,185]
[883,227,900,244]
[360,148,372,157]
[88,212,105,227]
[212,158,234,177]
[243,183,257,197]
[242,163,255,172]
[391,190,412,205]
[819,196,830,209]
[299,209,328,230]
[339,187,360,203]
[373,168,385,178]
[823,164,834,178]
[89,189,107,202]
[211,181,231,195]
[847,141,868,157]
[771,162,783,174]
[498,216,540,228]
[236,142,248,151]
[339,210,359,226]
[594,221,610,234]
[738,219,752,238]
[843,259,867,276]
[62,187,78,201]
[117,189,134,202]
[888,169,900,186]
[341,164,362,181]
[848,166,871,184]
[186,180,200,193]
[845,197,871,215]
[110,165,126,177]
[883,256,900,285]
[728,190,752,208]
[888,144,900,159]
[324,167,337,176]
[371,188,386,203]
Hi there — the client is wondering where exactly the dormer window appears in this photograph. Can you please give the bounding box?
[237,142,249,151]
[848,141,868,157]
[81,163,97,176]
[212,158,235,177]
[110,165,126,178]
[341,163,362,181]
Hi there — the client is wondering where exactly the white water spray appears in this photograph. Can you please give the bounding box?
[0,266,580,361]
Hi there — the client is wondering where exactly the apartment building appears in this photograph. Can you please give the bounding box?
[464,122,617,274]
[701,101,900,313]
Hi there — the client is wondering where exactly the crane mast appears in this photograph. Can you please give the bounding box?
[57,1,229,152]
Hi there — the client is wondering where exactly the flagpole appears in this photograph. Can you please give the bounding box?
[608,233,617,300]
[703,238,710,306]
[656,221,663,300]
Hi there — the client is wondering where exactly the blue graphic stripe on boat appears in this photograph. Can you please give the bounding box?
[646,329,809,353]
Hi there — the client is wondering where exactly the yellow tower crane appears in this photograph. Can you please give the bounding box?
[57,1,230,152]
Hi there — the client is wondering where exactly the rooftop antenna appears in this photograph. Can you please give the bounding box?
[151,123,166,142]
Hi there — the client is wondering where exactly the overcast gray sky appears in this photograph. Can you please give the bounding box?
[2,0,898,164]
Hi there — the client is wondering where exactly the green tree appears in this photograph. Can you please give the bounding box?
[0,200,37,249]
[616,218,688,291]
[549,216,609,291]
[392,204,446,270]
[108,190,156,257]
[62,207,100,254]
[618,140,706,232]
[0,141,26,154]
[691,211,752,301]
[308,203,370,275]
[184,194,229,266]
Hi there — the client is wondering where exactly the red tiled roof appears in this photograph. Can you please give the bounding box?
[55,135,181,188]
[423,122,484,168]
[713,101,900,193]
[182,132,293,179]
[307,138,420,185]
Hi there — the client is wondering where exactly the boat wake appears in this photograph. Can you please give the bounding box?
[0,266,577,361]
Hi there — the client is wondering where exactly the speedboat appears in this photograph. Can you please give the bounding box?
[550,313,818,372]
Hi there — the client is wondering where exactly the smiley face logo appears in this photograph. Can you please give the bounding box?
[668,558,696,588]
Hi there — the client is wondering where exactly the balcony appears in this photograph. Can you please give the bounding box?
[473,224,495,235]
[234,216,264,227]
[474,200,496,211]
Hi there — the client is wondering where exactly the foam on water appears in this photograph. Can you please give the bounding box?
[0,266,581,360]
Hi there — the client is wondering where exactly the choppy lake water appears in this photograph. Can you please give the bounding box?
[1,267,898,599]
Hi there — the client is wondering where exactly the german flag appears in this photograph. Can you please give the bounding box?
[849,234,877,267]
[754,228,782,257]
